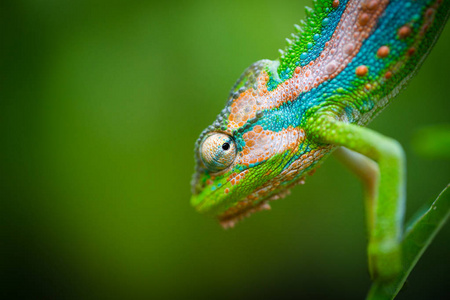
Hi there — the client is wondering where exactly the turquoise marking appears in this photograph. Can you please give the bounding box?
[258,0,434,138]
[267,0,349,91]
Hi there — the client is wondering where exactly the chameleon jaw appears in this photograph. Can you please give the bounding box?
[217,177,305,229]
[219,200,272,229]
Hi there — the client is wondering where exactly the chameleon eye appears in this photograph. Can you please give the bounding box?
[200,133,236,172]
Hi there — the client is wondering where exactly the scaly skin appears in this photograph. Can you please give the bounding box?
[191,0,449,281]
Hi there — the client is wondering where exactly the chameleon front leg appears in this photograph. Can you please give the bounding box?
[308,115,406,280]
[333,147,379,234]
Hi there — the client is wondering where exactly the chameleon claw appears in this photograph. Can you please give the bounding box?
[368,240,402,281]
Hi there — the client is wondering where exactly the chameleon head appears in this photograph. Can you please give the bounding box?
[191,60,328,228]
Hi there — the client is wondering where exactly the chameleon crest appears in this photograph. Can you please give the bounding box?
[191,0,450,228]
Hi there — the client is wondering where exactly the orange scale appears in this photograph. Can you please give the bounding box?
[398,25,411,39]
[254,125,263,133]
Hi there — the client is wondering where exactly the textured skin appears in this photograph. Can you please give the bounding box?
[191,0,450,228]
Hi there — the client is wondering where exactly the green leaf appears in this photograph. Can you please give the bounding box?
[366,184,450,300]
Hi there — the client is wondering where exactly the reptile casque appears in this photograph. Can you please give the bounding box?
[191,0,449,280]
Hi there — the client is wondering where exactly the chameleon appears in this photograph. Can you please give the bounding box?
[191,0,450,280]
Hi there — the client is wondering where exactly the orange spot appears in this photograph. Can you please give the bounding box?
[253,125,263,133]
[398,26,411,39]
[246,140,255,147]
[385,71,392,79]
[224,188,229,194]
[377,45,390,58]
[358,13,370,26]
[366,0,378,10]
[407,47,416,56]
[356,65,368,77]
[332,0,339,8]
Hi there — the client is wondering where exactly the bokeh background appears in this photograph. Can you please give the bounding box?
[2,0,449,299]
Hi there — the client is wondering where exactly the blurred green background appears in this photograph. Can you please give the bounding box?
[1,0,449,299]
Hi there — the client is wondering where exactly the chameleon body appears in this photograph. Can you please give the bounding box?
[191,0,449,280]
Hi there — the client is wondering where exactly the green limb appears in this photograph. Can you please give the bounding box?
[367,184,450,300]
[308,115,406,280]
[334,147,379,234]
